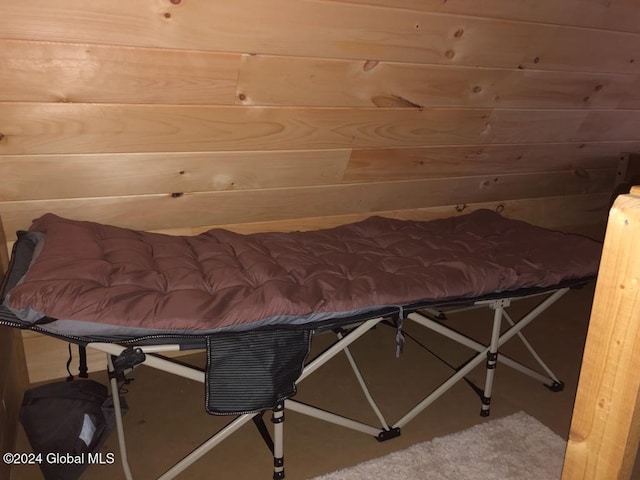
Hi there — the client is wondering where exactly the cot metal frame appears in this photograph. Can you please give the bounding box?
[90,287,569,480]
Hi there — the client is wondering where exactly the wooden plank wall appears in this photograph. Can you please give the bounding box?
[0,1,637,381]
[0,0,636,237]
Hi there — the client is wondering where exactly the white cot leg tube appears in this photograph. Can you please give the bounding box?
[107,354,134,480]
[480,300,506,416]
[272,402,285,480]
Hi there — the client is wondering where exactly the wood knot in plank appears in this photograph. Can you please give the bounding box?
[363,60,379,72]
[371,95,423,109]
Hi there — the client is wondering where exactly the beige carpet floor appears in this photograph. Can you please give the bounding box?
[308,412,565,480]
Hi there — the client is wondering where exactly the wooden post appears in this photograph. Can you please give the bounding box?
[0,216,29,480]
[562,186,640,479]
[0,214,8,275]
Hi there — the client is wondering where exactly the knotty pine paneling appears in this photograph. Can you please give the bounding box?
[0,168,616,236]
[0,150,350,201]
[237,54,635,109]
[0,104,498,153]
[2,143,631,202]
[0,39,240,104]
[576,110,640,141]
[622,77,640,109]
[2,104,640,155]
[7,40,638,109]
[2,1,640,74]
[0,0,632,243]
[345,143,637,182]
[335,0,640,35]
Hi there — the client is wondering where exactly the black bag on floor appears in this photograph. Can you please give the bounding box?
[19,379,126,480]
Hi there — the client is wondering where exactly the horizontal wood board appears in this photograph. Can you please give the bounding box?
[2,1,640,74]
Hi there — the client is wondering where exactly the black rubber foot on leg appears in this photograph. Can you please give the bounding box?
[545,381,565,392]
[376,427,401,442]
[480,409,490,417]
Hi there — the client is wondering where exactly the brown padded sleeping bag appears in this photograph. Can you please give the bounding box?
[4,210,601,336]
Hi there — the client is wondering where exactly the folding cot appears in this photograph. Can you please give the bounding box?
[0,209,601,479]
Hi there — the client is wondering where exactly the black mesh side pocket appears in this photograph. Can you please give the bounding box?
[205,328,312,415]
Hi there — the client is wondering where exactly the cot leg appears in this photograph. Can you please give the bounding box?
[480,300,507,417]
[107,354,134,480]
[272,402,285,480]
[78,345,88,378]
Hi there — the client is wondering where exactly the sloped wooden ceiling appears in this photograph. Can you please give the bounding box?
[0,0,638,239]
